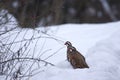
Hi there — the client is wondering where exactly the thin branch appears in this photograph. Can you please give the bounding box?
[4,35,64,45]
[0,57,55,66]
[44,47,64,60]
[0,27,17,36]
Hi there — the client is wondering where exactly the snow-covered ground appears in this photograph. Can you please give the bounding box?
[1,21,120,80]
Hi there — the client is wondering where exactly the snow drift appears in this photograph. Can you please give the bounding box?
[1,22,120,80]
[32,22,120,80]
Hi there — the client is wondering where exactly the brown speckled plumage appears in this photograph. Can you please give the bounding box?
[65,41,89,69]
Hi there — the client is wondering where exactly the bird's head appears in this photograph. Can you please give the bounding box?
[64,41,72,47]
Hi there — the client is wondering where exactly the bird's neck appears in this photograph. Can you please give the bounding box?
[67,45,71,49]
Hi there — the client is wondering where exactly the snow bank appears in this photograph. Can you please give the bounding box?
[86,30,120,80]
[36,28,120,80]
[1,21,120,80]
[32,22,120,80]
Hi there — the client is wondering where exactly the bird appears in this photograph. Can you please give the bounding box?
[65,41,89,69]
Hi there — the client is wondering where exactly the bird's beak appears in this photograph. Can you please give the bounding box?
[64,43,68,47]
[64,42,67,45]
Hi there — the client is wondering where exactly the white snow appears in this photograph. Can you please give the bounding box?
[1,21,120,80]
[35,22,120,80]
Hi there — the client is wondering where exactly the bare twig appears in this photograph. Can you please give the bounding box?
[44,47,64,60]
[0,27,17,36]
[0,57,55,66]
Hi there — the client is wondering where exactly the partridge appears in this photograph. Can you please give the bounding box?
[65,41,89,69]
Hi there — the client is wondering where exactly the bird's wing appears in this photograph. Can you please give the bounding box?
[71,59,76,66]
[76,51,85,61]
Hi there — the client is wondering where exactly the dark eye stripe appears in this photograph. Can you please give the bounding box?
[67,42,71,45]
